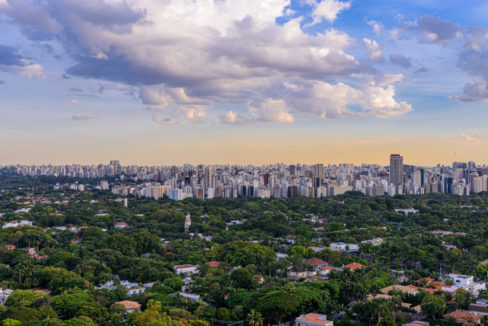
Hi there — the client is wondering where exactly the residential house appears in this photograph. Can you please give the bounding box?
[444,274,486,296]
[4,244,15,250]
[443,311,481,324]
[208,261,221,269]
[174,264,198,276]
[343,263,365,270]
[114,222,128,229]
[114,300,141,313]
[330,242,359,253]
[394,208,419,215]
[320,266,335,276]
[361,238,384,246]
[303,258,328,269]
[0,289,13,305]
[295,313,333,326]
[403,322,429,326]
[381,285,418,296]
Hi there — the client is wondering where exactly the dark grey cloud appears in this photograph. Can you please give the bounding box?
[1,0,145,40]
[0,44,25,66]
[389,53,412,68]
[0,80,4,84]
[0,44,43,78]
[405,15,462,44]
[453,48,488,102]
[450,26,488,103]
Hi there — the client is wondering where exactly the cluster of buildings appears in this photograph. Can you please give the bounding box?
[95,280,154,297]
[10,156,488,201]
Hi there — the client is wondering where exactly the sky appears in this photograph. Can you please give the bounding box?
[1,0,488,166]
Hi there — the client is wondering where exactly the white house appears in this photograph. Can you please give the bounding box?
[2,221,18,229]
[0,289,13,305]
[330,242,359,253]
[361,238,384,246]
[127,287,145,296]
[14,208,31,214]
[394,208,419,215]
[444,274,487,296]
[2,220,34,229]
[179,292,201,301]
[174,264,198,276]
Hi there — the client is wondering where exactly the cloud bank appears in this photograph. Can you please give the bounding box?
[0,0,413,124]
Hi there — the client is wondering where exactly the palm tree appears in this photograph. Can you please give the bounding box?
[247,309,264,326]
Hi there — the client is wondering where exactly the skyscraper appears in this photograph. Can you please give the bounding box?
[389,154,404,193]
[289,164,296,177]
[313,164,324,197]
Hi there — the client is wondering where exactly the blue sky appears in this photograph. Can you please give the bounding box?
[1,0,488,165]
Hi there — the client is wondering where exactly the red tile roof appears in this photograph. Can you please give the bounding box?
[297,314,333,325]
[304,257,328,266]
[444,311,481,322]
[344,262,365,270]
[174,264,194,269]
[208,261,221,268]
[115,300,141,310]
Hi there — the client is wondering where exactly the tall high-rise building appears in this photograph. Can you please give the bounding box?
[289,165,296,177]
[389,154,404,192]
[313,164,324,197]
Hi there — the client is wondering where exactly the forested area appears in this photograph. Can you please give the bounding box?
[1,174,488,325]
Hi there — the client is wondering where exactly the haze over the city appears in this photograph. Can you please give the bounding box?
[1,0,488,165]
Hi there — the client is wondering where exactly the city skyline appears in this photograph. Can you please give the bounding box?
[1,1,488,164]
[10,155,488,199]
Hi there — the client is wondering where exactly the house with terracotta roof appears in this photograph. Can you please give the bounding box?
[114,300,141,313]
[407,284,437,295]
[207,261,221,268]
[402,321,429,326]
[381,285,418,296]
[343,262,365,270]
[114,222,128,229]
[4,244,15,250]
[443,311,481,324]
[320,266,335,276]
[295,313,333,326]
[304,258,328,269]
[415,277,435,285]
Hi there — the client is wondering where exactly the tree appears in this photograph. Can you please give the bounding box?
[231,268,254,289]
[133,300,175,326]
[455,289,471,309]
[256,285,299,324]
[421,296,446,319]
[216,307,231,321]
[247,309,263,326]
[5,290,46,307]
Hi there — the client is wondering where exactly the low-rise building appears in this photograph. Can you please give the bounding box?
[114,300,141,313]
[443,311,481,324]
[303,258,328,269]
[343,262,365,270]
[361,238,384,246]
[445,274,486,296]
[174,264,198,275]
[0,288,13,305]
[296,313,333,326]
[330,242,359,253]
